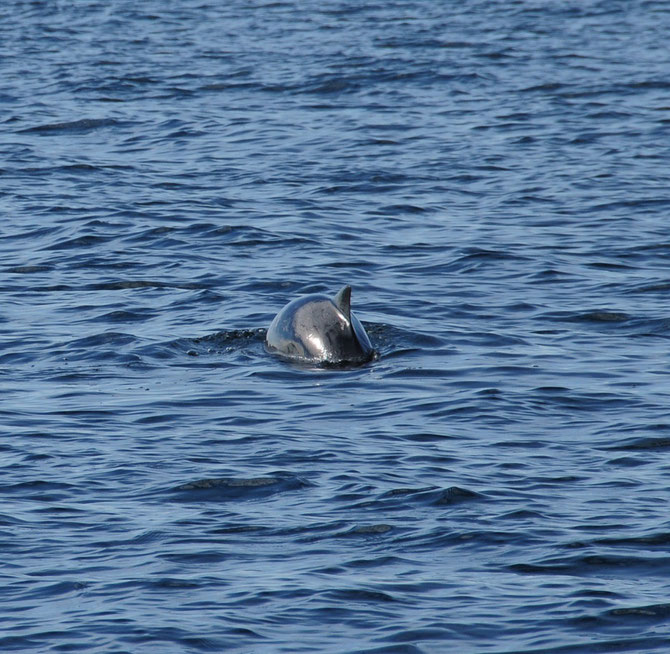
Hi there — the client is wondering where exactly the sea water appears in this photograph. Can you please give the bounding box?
[2,1,670,652]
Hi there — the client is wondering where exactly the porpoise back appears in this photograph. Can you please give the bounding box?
[266,286,374,365]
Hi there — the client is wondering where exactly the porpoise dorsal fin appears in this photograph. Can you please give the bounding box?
[334,285,352,321]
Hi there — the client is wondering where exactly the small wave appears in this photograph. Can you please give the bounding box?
[0,480,75,502]
[510,553,670,577]
[42,234,113,251]
[602,435,670,451]
[87,280,205,291]
[326,587,397,603]
[132,329,265,362]
[189,328,266,349]
[627,281,670,294]
[378,486,482,508]
[24,580,89,600]
[337,524,395,538]
[90,309,155,324]
[5,265,53,274]
[541,310,631,324]
[607,602,670,620]
[592,532,670,550]
[18,118,122,133]
[169,473,311,502]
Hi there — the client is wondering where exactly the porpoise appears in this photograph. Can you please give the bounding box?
[266,286,374,365]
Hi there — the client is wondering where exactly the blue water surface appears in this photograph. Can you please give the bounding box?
[2,1,670,652]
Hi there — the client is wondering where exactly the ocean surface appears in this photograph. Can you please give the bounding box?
[2,1,670,652]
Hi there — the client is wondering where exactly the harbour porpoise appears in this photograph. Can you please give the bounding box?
[266,286,374,366]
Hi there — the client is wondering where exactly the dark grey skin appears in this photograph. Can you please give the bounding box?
[266,286,374,365]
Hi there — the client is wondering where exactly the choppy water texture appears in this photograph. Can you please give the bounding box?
[2,1,670,652]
